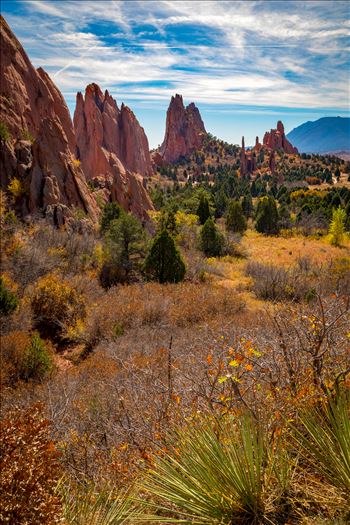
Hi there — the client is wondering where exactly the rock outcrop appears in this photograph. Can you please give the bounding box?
[240,136,257,176]
[157,94,206,164]
[74,84,153,178]
[73,84,154,223]
[263,120,298,154]
[0,15,98,225]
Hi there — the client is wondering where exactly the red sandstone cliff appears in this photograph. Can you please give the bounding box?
[263,121,298,154]
[74,84,153,178]
[0,15,98,225]
[73,84,154,223]
[157,94,206,164]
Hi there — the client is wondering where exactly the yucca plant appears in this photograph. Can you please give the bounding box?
[61,482,142,525]
[142,414,291,524]
[293,391,350,499]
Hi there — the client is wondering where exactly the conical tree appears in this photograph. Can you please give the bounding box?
[241,194,253,218]
[144,229,186,283]
[255,196,279,235]
[225,200,247,234]
[197,194,211,225]
[200,217,224,257]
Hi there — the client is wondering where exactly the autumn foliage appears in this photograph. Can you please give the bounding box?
[0,404,62,525]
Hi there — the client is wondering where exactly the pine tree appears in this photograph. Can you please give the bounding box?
[329,207,346,247]
[225,200,247,234]
[200,217,224,257]
[100,202,122,234]
[255,196,279,235]
[197,194,211,225]
[241,194,253,218]
[345,201,350,232]
[214,190,228,218]
[144,229,186,283]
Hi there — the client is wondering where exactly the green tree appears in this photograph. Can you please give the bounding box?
[105,213,145,281]
[21,332,52,382]
[329,207,346,247]
[144,229,186,283]
[225,200,247,234]
[214,190,228,218]
[197,194,211,225]
[100,202,122,234]
[241,194,253,218]
[0,277,18,316]
[200,217,225,257]
[255,196,279,235]
[345,201,350,232]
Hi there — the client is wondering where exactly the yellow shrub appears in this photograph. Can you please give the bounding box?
[31,273,85,339]
[7,178,25,199]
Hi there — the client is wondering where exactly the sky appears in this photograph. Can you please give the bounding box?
[2,0,349,148]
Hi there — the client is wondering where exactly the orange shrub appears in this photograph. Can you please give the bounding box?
[0,404,62,524]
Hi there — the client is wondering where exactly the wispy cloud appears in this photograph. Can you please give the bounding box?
[2,0,349,144]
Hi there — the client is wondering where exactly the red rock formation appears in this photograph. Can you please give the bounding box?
[254,136,262,151]
[73,84,154,223]
[74,84,153,178]
[0,15,98,225]
[157,94,206,163]
[263,120,298,154]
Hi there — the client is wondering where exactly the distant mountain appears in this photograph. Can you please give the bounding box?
[286,116,350,153]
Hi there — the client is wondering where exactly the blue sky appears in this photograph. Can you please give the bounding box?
[2,0,349,147]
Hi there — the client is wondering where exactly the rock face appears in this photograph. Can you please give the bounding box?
[240,136,257,176]
[263,120,298,154]
[74,84,153,178]
[157,94,206,163]
[73,84,154,223]
[0,15,98,225]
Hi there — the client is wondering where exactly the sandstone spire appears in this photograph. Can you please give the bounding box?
[73,84,154,223]
[157,94,206,163]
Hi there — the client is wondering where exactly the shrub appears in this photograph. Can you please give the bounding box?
[143,229,186,284]
[225,200,247,234]
[0,331,53,386]
[0,404,62,525]
[0,276,18,316]
[245,261,310,301]
[31,273,85,339]
[200,217,224,257]
[143,414,290,524]
[7,177,25,199]
[0,121,10,142]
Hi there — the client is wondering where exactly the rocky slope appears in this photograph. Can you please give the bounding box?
[0,15,98,226]
[263,120,298,154]
[73,84,154,223]
[156,94,206,164]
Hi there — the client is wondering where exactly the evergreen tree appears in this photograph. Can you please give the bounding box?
[197,194,211,225]
[255,196,279,235]
[144,229,186,283]
[0,276,18,316]
[100,202,122,234]
[329,207,346,247]
[241,194,253,218]
[214,190,228,218]
[200,217,224,257]
[225,200,247,234]
[345,201,350,232]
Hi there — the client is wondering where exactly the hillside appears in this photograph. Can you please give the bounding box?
[287,116,350,153]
